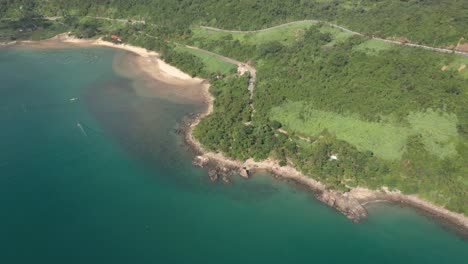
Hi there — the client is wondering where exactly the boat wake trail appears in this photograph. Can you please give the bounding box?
[77,122,88,137]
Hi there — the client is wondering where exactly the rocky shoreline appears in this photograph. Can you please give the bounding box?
[180,87,468,236]
[179,105,369,222]
[4,35,468,236]
[182,118,367,222]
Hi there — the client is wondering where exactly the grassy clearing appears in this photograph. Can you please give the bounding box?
[271,102,459,160]
[318,26,354,45]
[192,22,356,49]
[271,101,410,160]
[442,55,468,79]
[354,38,395,55]
[407,110,458,158]
[174,45,237,74]
[193,21,316,45]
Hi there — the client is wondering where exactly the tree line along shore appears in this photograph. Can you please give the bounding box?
[4,32,468,235]
[1,1,467,231]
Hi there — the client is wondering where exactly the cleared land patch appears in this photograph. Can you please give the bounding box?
[271,102,458,160]
[443,56,468,79]
[193,22,316,45]
[407,110,458,158]
[193,22,356,51]
[174,45,237,75]
[318,26,354,45]
[354,38,395,55]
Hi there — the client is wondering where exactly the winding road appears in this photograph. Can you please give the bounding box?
[182,45,257,121]
[33,16,468,57]
[88,16,146,25]
[201,20,468,57]
[184,45,256,97]
[100,16,468,122]
[42,16,256,108]
[38,16,467,123]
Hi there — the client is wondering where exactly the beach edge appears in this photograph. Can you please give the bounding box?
[4,33,468,235]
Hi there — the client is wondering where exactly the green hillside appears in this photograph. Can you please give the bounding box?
[191,23,468,213]
[2,0,467,214]
[2,0,467,46]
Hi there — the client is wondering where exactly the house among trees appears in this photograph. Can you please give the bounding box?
[110,35,122,42]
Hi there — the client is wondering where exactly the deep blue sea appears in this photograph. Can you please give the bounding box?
[0,47,467,263]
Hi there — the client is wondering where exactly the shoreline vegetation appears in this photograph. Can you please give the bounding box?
[2,34,468,235]
[183,78,468,236]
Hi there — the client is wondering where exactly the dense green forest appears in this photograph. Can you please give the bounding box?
[1,0,467,46]
[191,25,468,213]
[1,1,467,214]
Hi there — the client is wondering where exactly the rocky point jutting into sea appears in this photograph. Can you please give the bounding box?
[4,33,468,233]
[175,39,468,233]
[184,108,468,234]
[1,35,467,264]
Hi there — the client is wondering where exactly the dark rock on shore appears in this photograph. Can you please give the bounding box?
[208,169,219,182]
[222,175,231,184]
[174,128,184,135]
[176,86,468,234]
[195,156,236,184]
[318,191,367,222]
[193,155,210,168]
[239,167,250,178]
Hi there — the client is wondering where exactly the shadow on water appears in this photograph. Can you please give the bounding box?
[81,59,468,239]
[82,74,287,204]
[364,201,468,239]
[1,46,468,264]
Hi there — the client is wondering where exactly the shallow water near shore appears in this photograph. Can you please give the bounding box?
[0,47,467,263]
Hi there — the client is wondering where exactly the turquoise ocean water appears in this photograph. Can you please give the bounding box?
[0,47,467,263]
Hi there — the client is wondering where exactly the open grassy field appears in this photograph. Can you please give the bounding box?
[407,110,459,158]
[174,45,237,75]
[192,21,317,45]
[271,102,459,160]
[353,38,395,55]
[193,22,359,47]
[318,26,354,45]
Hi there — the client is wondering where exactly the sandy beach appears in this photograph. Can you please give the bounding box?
[122,38,468,233]
[58,33,202,84]
[4,33,211,104]
[4,33,204,86]
[4,33,468,234]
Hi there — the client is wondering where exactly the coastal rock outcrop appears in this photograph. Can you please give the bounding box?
[208,169,219,182]
[239,167,250,178]
[193,155,210,168]
[202,162,234,183]
[222,175,231,184]
[318,191,367,222]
